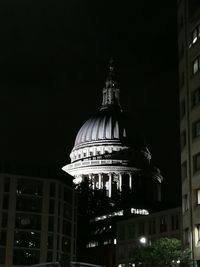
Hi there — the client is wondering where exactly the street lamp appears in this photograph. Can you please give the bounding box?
[139,236,147,245]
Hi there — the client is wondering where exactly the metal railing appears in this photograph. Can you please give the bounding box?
[30,262,104,267]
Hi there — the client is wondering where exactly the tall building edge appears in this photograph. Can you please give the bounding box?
[177,0,200,266]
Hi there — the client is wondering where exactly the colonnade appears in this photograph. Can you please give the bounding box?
[75,172,133,198]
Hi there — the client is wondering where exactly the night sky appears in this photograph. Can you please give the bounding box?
[0,1,180,204]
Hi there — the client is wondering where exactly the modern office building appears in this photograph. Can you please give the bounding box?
[116,207,182,267]
[0,172,77,267]
[177,0,200,265]
[62,60,164,267]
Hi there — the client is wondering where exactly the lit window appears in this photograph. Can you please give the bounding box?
[193,58,199,75]
[197,189,200,205]
[195,225,200,245]
[193,120,200,139]
[192,28,198,44]
[193,153,200,173]
[86,241,98,248]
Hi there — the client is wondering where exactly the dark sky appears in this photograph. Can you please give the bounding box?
[0,1,180,204]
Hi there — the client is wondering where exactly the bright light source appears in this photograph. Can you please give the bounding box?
[177,260,180,264]
[139,237,147,244]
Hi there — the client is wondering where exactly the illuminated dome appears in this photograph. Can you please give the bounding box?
[62,59,162,200]
[74,107,130,148]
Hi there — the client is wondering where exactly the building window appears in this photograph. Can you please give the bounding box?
[138,222,145,235]
[4,177,10,192]
[148,220,156,235]
[62,237,71,253]
[181,161,187,180]
[48,216,54,232]
[17,179,43,196]
[191,24,200,46]
[49,199,55,214]
[195,225,200,245]
[180,72,185,88]
[63,220,71,236]
[180,99,185,119]
[118,224,125,240]
[47,251,53,262]
[180,131,186,149]
[193,153,200,174]
[0,230,7,245]
[64,187,72,203]
[193,120,200,139]
[160,217,167,233]
[128,223,135,239]
[63,203,72,219]
[179,44,184,59]
[50,183,55,197]
[3,194,9,210]
[171,214,179,231]
[15,214,41,230]
[193,57,200,75]
[192,28,198,44]
[14,231,40,248]
[196,189,200,205]
[0,248,5,264]
[48,235,53,249]
[183,194,189,212]
[13,249,40,265]
[184,228,190,245]
[16,196,42,212]
[1,212,8,228]
[192,87,200,107]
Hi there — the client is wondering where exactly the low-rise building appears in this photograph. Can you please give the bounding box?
[0,172,77,267]
[116,207,182,267]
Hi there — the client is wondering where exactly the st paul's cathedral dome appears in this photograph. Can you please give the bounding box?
[62,60,162,201]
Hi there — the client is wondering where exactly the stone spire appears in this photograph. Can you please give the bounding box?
[101,58,121,110]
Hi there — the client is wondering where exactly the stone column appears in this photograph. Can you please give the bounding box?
[108,173,112,197]
[89,174,94,189]
[119,173,122,191]
[98,173,102,189]
[129,173,132,190]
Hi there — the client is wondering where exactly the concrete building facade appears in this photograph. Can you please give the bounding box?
[0,173,77,267]
[177,0,200,265]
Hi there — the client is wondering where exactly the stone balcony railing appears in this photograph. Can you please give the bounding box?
[65,159,130,170]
